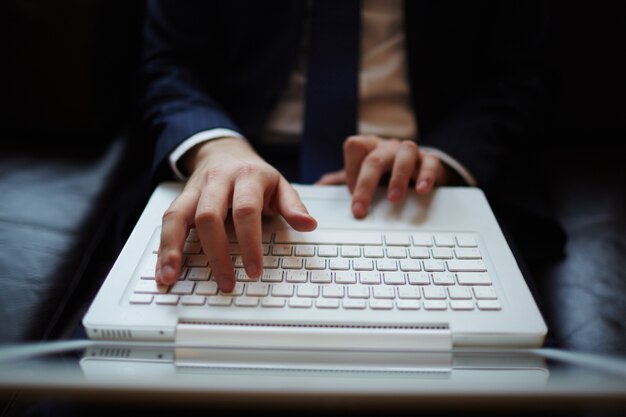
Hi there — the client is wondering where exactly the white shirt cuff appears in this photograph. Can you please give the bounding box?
[168,128,244,180]
[419,146,478,187]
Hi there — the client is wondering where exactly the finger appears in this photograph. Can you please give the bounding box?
[232,176,265,279]
[157,188,199,286]
[351,145,396,218]
[343,136,377,193]
[388,140,419,202]
[195,177,236,292]
[315,169,347,185]
[275,177,317,231]
[415,152,441,194]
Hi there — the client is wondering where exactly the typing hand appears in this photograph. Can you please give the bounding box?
[316,135,450,218]
[156,137,317,292]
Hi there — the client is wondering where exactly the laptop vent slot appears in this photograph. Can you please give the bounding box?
[178,320,448,331]
[93,348,131,358]
[97,329,133,339]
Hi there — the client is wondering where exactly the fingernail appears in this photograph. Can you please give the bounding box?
[352,201,366,217]
[388,187,402,201]
[245,262,260,279]
[161,265,176,284]
[417,180,428,191]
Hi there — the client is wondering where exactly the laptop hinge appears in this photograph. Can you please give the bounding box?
[175,323,452,351]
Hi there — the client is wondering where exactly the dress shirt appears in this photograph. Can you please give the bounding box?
[169,0,476,186]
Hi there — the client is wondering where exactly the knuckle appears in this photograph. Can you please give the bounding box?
[365,153,386,170]
[195,207,222,227]
[233,201,259,219]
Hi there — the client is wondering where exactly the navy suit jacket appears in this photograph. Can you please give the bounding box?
[140,0,564,262]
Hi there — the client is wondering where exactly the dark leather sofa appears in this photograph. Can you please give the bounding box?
[0,0,624,358]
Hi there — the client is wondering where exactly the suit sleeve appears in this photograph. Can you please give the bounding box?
[417,2,554,190]
[140,0,241,179]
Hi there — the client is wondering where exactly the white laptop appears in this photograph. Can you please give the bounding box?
[83,182,546,351]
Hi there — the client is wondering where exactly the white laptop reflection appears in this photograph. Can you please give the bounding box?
[79,345,550,395]
[83,182,546,351]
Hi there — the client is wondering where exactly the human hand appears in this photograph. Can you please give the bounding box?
[316,135,451,218]
[155,137,317,291]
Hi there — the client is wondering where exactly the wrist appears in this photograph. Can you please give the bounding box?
[182,136,248,175]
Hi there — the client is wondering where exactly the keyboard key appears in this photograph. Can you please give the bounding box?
[342,299,367,309]
[195,281,218,295]
[432,272,455,285]
[473,286,498,299]
[134,280,168,294]
[187,255,208,267]
[411,234,432,247]
[318,245,338,257]
[363,247,384,258]
[316,299,340,309]
[272,283,294,297]
[477,300,502,310]
[335,271,357,284]
[285,270,307,283]
[262,256,280,268]
[360,272,381,284]
[434,235,455,247]
[383,272,405,285]
[423,260,445,272]
[261,297,286,308]
[431,248,454,259]
[208,295,232,306]
[384,233,411,246]
[275,230,381,245]
[347,286,369,299]
[187,267,210,281]
[341,246,361,257]
[407,272,430,285]
[246,282,269,297]
[397,287,421,299]
[310,270,332,283]
[329,258,350,270]
[236,269,257,282]
[129,294,153,304]
[181,295,206,306]
[423,300,448,310]
[372,286,395,299]
[155,294,179,305]
[353,259,374,271]
[456,272,492,285]
[321,285,344,298]
[369,300,393,310]
[235,297,259,307]
[170,281,195,295]
[386,247,407,258]
[289,298,313,308]
[272,244,292,256]
[261,270,283,282]
[297,284,319,298]
[282,257,303,269]
[454,248,482,259]
[294,245,315,257]
[448,287,472,299]
[450,300,475,310]
[305,258,326,270]
[220,282,244,296]
[183,242,202,254]
[396,300,420,310]
[399,260,421,271]
[408,247,430,259]
[376,259,398,271]
[447,260,487,272]
[423,287,446,299]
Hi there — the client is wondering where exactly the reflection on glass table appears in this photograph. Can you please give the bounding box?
[0,340,624,410]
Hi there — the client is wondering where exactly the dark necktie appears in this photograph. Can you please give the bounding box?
[299,0,361,184]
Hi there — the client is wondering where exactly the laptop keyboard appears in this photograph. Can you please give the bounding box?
[129,229,501,312]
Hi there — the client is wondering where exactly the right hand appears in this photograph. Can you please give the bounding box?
[155,137,317,292]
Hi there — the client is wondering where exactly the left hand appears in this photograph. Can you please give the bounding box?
[316,135,451,218]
